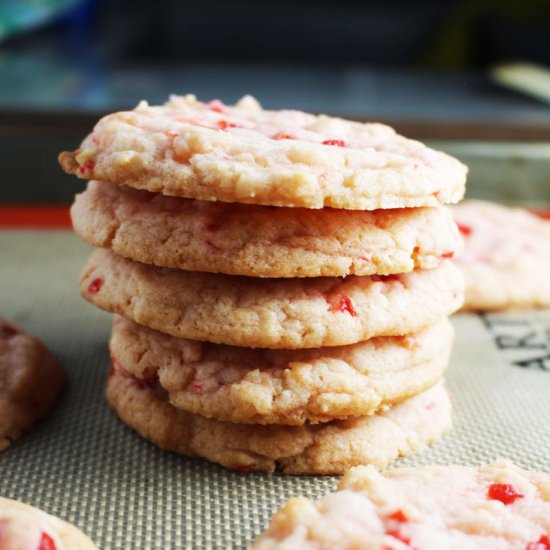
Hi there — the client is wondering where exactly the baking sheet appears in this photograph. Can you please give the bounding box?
[1,231,550,549]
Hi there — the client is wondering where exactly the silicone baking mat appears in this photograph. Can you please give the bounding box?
[1,231,549,549]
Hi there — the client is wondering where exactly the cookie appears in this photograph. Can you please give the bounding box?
[0,496,99,549]
[110,316,453,425]
[106,368,451,474]
[58,95,467,210]
[72,181,462,278]
[0,318,64,451]
[453,200,550,311]
[253,461,550,549]
[81,249,464,349]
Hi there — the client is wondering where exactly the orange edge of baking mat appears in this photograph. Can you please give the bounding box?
[0,205,72,228]
[0,205,549,229]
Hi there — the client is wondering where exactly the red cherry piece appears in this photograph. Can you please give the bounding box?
[191,381,206,394]
[382,274,401,283]
[441,251,455,259]
[329,295,357,316]
[387,510,408,522]
[358,256,371,263]
[87,278,103,294]
[526,535,550,550]
[235,464,253,473]
[457,223,472,236]
[487,483,524,505]
[321,139,346,147]
[217,120,241,130]
[207,99,225,112]
[1,324,18,338]
[38,532,56,550]
[272,132,295,140]
[78,160,95,174]
[386,528,411,545]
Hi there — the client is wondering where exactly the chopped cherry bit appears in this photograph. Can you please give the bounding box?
[386,528,411,545]
[487,483,524,505]
[217,120,241,130]
[191,381,206,394]
[272,132,295,140]
[387,510,408,522]
[441,251,455,259]
[329,295,357,316]
[87,278,103,295]
[38,532,56,550]
[207,99,225,112]
[358,256,371,263]
[78,160,95,174]
[526,534,550,550]
[1,324,18,338]
[457,223,472,236]
[322,139,346,147]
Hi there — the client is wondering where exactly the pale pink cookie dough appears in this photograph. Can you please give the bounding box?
[254,461,550,549]
[71,181,462,278]
[110,316,453,425]
[0,318,64,451]
[106,369,451,475]
[59,95,467,210]
[0,497,98,549]
[80,249,464,349]
[452,200,550,311]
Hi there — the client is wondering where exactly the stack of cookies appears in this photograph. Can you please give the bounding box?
[59,95,467,474]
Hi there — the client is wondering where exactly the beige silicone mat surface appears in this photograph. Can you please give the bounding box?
[1,230,550,549]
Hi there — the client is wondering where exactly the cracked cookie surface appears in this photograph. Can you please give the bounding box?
[59,95,467,210]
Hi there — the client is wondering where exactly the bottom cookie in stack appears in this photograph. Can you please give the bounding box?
[106,317,453,475]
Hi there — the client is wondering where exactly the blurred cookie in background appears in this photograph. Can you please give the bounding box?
[0,317,64,451]
[452,200,550,311]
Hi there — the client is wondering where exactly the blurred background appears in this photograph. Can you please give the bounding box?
[1,0,550,206]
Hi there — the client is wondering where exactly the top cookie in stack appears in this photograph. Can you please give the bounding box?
[59,95,466,209]
[59,96,467,474]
